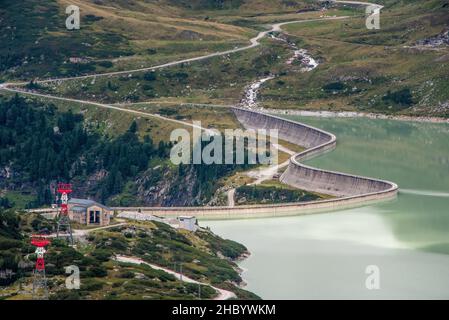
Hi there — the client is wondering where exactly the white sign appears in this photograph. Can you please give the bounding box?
[65,265,80,290]
[65,5,80,30]
[169,121,278,166]
[365,265,380,290]
[366,5,381,30]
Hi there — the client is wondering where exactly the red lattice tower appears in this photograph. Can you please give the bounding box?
[56,183,74,244]
[57,183,72,215]
[31,235,51,299]
[31,235,51,271]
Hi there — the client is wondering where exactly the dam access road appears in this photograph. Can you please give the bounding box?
[0,1,398,219]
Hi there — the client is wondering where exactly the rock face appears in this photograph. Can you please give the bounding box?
[416,30,449,47]
[232,107,397,197]
[135,165,201,207]
[0,166,12,180]
[176,30,203,41]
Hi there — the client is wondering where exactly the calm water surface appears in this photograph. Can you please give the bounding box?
[205,116,449,299]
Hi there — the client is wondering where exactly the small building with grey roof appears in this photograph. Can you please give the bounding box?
[68,198,112,226]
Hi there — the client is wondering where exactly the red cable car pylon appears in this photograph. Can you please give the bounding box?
[31,235,51,300]
[56,183,74,245]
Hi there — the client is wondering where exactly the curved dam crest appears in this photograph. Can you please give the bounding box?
[232,108,397,197]
[113,108,398,219]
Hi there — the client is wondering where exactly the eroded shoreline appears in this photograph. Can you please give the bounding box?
[262,108,449,124]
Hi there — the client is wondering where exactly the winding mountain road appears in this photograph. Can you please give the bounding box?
[0,1,365,125]
[0,17,345,88]
[0,14,348,136]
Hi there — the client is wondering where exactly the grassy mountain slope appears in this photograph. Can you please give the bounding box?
[259,0,449,116]
[5,0,446,116]
[0,0,325,80]
[0,0,251,79]
[0,209,258,300]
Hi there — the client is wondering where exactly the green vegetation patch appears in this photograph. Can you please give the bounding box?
[235,183,321,205]
[1,209,259,299]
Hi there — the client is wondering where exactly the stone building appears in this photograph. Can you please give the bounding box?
[68,198,112,226]
[176,216,198,232]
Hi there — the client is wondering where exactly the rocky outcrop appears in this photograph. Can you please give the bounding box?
[416,30,449,47]
[135,164,201,207]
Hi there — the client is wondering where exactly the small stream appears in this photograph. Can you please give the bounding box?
[239,33,318,109]
[239,75,275,109]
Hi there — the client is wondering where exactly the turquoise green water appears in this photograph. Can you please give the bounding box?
[206,116,449,299]
[299,116,449,253]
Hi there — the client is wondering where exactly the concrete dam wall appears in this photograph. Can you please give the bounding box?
[113,108,398,220]
[232,107,332,149]
[232,107,398,198]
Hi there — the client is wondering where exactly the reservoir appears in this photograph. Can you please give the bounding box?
[205,116,449,299]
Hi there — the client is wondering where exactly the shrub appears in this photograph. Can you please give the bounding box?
[0,197,13,209]
[382,88,413,106]
[97,61,113,68]
[120,270,135,278]
[110,238,128,251]
[50,290,81,300]
[0,238,22,250]
[81,278,104,291]
[84,14,103,22]
[87,266,108,277]
[143,72,157,81]
[91,248,113,262]
[323,82,346,91]
[276,80,285,86]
